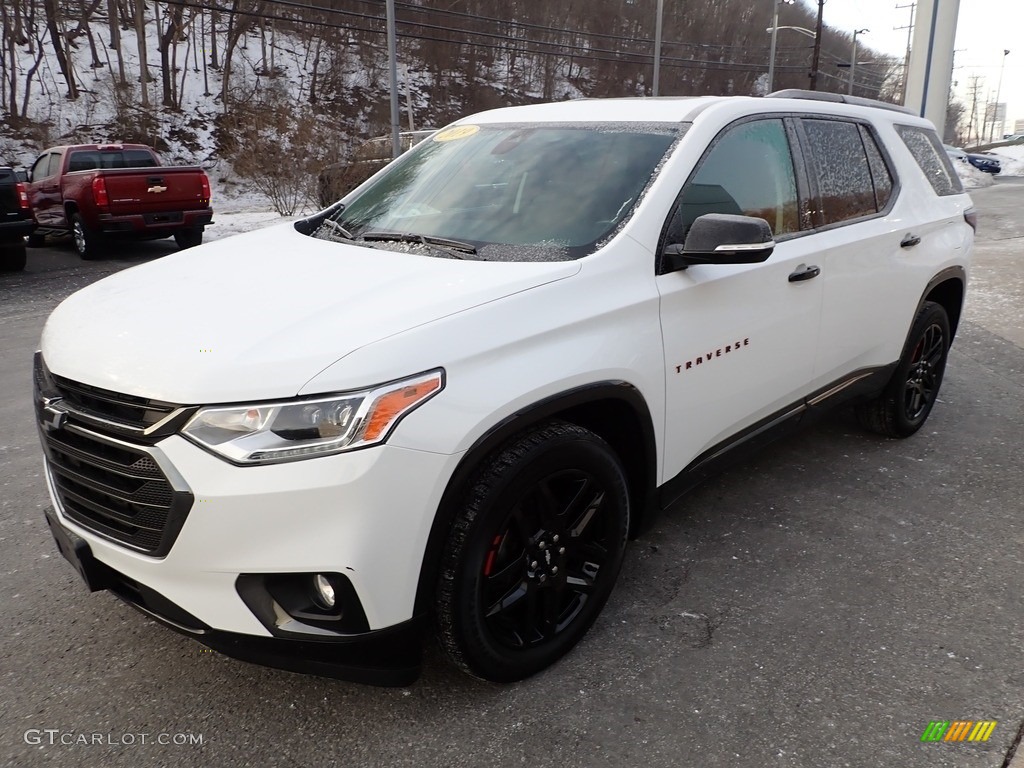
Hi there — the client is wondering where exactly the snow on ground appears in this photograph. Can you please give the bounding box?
[981,145,1024,177]
[206,209,300,243]
[954,160,996,189]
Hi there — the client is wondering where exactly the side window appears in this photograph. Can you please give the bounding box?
[30,153,53,181]
[68,151,100,172]
[801,119,877,225]
[859,125,894,210]
[665,118,799,245]
[46,153,64,178]
[895,125,963,196]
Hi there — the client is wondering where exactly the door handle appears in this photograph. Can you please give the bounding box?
[901,234,921,248]
[788,264,820,282]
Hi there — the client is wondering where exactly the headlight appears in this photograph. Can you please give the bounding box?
[181,369,443,464]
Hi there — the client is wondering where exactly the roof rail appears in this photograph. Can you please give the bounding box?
[767,89,916,116]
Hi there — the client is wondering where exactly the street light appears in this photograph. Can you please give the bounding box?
[990,49,1010,142]
[767,25,816,40]
[766,0,796,93]
[849,28,869,95]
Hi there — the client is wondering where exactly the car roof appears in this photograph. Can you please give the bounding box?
[457,95,934,130]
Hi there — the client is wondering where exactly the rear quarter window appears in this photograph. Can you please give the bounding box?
[895,125,964,196]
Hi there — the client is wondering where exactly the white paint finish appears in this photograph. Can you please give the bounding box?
[46,438,459,630]
[37,96,974,641]
[40,223,578,403]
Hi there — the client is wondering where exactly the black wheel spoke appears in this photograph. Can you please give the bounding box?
[568,489,605,539]
[484,580,529,619]
[486,553,526,589]
[565,573,595,595]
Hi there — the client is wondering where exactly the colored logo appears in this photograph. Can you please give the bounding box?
[921,721,997,742]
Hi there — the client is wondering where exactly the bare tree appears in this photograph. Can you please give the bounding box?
[134,0,149,106]
[158,0,183,106]
[43,0,78,98]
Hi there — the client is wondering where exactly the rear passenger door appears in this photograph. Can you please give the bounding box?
[796,118,923,386]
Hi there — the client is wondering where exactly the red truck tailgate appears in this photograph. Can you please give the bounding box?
[100,167,209,216]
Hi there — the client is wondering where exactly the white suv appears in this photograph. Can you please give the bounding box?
[35,90,973,685]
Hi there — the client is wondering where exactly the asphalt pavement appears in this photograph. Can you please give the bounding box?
[1,185,1022,768]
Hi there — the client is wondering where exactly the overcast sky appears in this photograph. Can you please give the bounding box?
[815,0,1022,133]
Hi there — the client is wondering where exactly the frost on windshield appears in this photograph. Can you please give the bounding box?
[311,122,681,263]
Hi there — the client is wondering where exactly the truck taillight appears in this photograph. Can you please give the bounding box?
[200,173,211,203]
[15,182,30,210]
[92,177,109,208]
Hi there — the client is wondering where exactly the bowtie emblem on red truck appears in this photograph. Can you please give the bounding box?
[148,185,167,193]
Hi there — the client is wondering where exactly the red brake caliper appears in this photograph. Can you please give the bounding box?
[483,534,504,576]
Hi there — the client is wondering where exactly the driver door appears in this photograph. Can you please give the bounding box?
[657,117,824,482]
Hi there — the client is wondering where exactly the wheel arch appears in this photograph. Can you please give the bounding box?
[411,381,658,618]
[920,266,966,341]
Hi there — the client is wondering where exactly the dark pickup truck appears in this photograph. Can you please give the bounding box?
[25,144,212,259]
[0,167,34,272]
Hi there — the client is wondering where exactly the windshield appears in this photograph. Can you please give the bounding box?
[312,122,682,262]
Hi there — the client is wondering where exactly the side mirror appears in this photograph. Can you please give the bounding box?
[663,213,775,272]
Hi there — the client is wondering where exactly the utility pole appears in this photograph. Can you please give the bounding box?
[849,29,869,95]
[967,74,984,145]
[653,0,664,96]
[989,49,1010,142]
[895,2,916,104]
[808,0,824,90]
[385,0,400,159]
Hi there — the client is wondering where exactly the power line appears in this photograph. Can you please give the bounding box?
[164,0,812,74]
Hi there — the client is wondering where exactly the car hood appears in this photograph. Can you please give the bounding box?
[41,224,580,403]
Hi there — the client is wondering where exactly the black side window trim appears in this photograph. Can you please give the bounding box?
[794,115,902,234]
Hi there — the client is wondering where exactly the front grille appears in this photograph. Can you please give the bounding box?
[34,353,193,556]
[50,373,181,432]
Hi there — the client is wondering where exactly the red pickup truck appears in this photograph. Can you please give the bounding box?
[25,144,212,259]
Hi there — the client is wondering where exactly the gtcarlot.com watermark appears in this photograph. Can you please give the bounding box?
[25,729,204,747]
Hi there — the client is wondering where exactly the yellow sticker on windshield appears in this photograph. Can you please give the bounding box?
[434,125,480,142]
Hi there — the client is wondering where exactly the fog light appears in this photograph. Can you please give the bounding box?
[313,574,336,609]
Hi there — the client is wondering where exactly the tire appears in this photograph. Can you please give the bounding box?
[27,232,46,248]
[174,227,203,250]
[0,242,27,272]
[856,301,951,438]
[436,421,630,683]
[70,212,101,260]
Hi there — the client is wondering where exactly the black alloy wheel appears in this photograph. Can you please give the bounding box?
[903,320,945,423]
[857,301,951,438]
[437,421,630,682]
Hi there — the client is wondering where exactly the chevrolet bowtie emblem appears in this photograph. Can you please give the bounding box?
[147,185,167,193]
[41,398,69,432]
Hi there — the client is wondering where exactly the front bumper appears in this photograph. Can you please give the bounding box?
[44,507,423,685]
[41,430,461,684]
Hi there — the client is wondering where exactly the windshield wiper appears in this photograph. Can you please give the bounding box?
[360,231,477,257]
[317,217,357,241]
